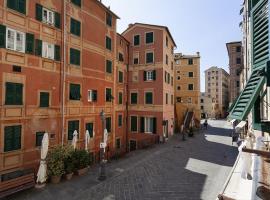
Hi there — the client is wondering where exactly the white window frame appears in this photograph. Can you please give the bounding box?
[145,117,154,134]
[42,8,55,25]
[42,42,55,59]
[6,28,25,53]
[88,90,93,102]
[146,71,154,81]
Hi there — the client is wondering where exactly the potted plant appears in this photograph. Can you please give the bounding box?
[73,149,90,176]
[64,146,75,180]
[47,145,65,184]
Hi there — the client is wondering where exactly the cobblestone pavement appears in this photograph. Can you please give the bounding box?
[7,120,238,200]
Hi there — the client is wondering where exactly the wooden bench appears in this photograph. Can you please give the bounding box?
[0,171,35,198]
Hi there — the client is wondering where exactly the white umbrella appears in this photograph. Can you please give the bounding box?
[72,130,78,149]
[85,130,90,152]
[36,133,49,184]
[104,129,108,144]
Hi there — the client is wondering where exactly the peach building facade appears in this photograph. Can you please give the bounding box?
[122,23,176,150]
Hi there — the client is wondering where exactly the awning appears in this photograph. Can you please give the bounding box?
[236,121,247,133]
[229,69,265,121]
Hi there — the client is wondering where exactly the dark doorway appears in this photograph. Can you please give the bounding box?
[129,140,137,151]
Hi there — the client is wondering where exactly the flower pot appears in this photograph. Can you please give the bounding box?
[76,167,88,176]
[65,173,74,180]
[51,175,61,184]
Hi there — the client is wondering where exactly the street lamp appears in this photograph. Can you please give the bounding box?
[98,109,106,181]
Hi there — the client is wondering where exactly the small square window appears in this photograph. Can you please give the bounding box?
[188,84,194,90]
[188,72,194,77]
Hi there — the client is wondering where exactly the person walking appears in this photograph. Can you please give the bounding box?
[203,119,208,130]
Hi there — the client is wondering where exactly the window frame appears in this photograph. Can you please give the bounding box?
[118,114,123,127]
[130,92,138,105]
[130,116,138,132]
[6,27,25,53]
[133,34,140,46]
[145,31,154,44]
[105,88,113,102]
[145,51,154,64]
[145,91,153,105]
[188,84,194,91]
[144,117,154,134]
[42,7,55,25]
[42,41,55,60]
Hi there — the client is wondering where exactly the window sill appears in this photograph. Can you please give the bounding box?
[6,48,25,55]
[6,8,26,17]
[4,105,24,108]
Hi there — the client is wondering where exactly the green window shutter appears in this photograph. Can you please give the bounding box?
[5,82,23,105]
[106,60,112,73]
[106,88,112,102]
[70,48,80,66]
[0,24,6,48]
[106,117,111,133]
[68,120,79,140]
[229,70,265,120]
[134,35,140,46]
[71,0,81,7]
[70,18,81,36]
[92,90,97,101]
[118,115,122,127]
[7,0,16,10]
[131,93,137,104]
[118,92,123,104]
[86,123,93,137]
[153,70,156,80]
[18,0,26,14]
[140,117,145,133]
[119,71,123,83]
[36,4,43,21]
[35,39,42,56]
[146,52,153,63]
[145,92,153,104]
[152,118,157,134]
[36,131,45,146]
[4,125,21,152]
[15,83,23,105]
[69,83,81,100]
[40,92,49,107]
[25,33,34,54]
[146,32,153,44]
[131,116,137,132]
[106,36,112,50]
[143,71,147,81]
[106,12,112,26]
[54,12,61,29]
[54,45,61,61]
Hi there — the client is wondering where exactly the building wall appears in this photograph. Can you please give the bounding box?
[174,53,201,129]
[200,92,212,118]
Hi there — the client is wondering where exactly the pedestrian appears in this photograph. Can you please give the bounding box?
[203,119,208,130]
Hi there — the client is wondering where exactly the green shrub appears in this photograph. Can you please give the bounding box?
[47,145,66,177]
[64,146,76,174]
[73,149,90,170]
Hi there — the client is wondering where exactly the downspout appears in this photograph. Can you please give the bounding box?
[126,43,130,153]
[61,0,67,146]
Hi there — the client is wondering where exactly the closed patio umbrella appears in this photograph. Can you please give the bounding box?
[72,130,78,149]
[85,130,90,152]
[36,133,49,184]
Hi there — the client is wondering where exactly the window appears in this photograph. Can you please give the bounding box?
[171,77,173,86]
[40,92,49,107]
[7,0,26,14]
[36,131,45,147]
[236,46,241,52]
[133,57,139,65]
[70,18,81,36]
[134,35,140,46]
[118,71,123,83]
[69,83,81,100]
[188,84,194,90]
[106,60,113,73]
[5,82,23,105]
[42,8,54,25]
[68,120,79,140]
[237,81,240,87]
[106,36,112,50]
[177,76,180,80]
[144,70,155,81]
[145,92,153,104]
[118,115,122,127]
[188,72,194,77]
[70,48,80,66]
[176,60,180,64]
[188,58,193,65]
[146,52,154,63]
[176,97,182,103]
[177,86,181,90]
[106,12,112,27]
[146,32,154,44]
[166,54,168,65]
[86,123,94,138]
[131,92,138,104]
[4,125,21,152]
[118,53,124,62]
[166,93,168,104]
[144,117,156,133]
[105,117,111,133]
[130,116,138,132]
[6,28,25,53]
[236,58,241,64]
[166,36,168,47]
[188,98,192,103]
[118,92,123,104]
[171,95,174,105]
[42,42,55,59]
[71,0,81,7]
[116,138,121,149]
[87,90,97,102]
[106,88,112,102]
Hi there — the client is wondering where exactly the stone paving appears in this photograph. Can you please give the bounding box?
[6,120,238,200]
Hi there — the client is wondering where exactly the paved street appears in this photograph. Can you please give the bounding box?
[7,120,238,200]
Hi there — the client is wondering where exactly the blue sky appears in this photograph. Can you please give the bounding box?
[102,0,243,91]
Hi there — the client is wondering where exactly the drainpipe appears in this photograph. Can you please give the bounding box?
[61,0,67,146]
[126,43,130,153]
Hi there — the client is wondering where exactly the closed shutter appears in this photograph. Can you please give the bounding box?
[36,132,45,146]
[92,90,97,101]
[118,115,122,126]
[152,118,157,134]
[54,45,61,61]
[40,92,49,107]
[25,33,34,54]
[7,0,16,10]
[118,92,123,104]
[70,18,81,36]
[131,116,137,132]
[119,71,123,83]
[131,93,137,104]
[16,83,23,105]
[145,92,152,104]
[0,24,6,48]
[106,117,111,133]
[106,36,112,50]
[54,12,61,29]
[153,70,156,80]
[35,39,42,56]
[18,0,26,14]
[36,4,43,21]
[5,82,23,105]
[140,117,145,133]
[68,120,79,140]
[86,123,93,137]
[4,125,21,152]
[70,83,81,100]
[70,48,80,65]
[71,0,81,7]
[106,60,112,73]
[143,71,147,81]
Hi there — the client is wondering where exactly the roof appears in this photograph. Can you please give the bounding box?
[175,52,200,59]
[122,23,177,47]
[117,33,130,44]
[96,0,120,19]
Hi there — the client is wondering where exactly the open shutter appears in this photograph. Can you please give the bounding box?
[5,82,14,105]
[13,125,22,150]
[25,33,34,54]
[0,24,6,48]
[18,0,26,14]
[4,126,13,152]
[16,83,23,105]
[140,117,145,133]
[152,118,157,134]
[144,71,147,81]
[86,123,93,137]
[153,70,156,80]
[54,45,61,61]
[36,4,43,21]
[92,90,97,101]
[35,39,42,56]
[54,12,61,29]
[229,69,265,120]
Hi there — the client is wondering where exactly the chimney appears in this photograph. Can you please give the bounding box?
[196,52,200,56]
[128,23,133,28]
